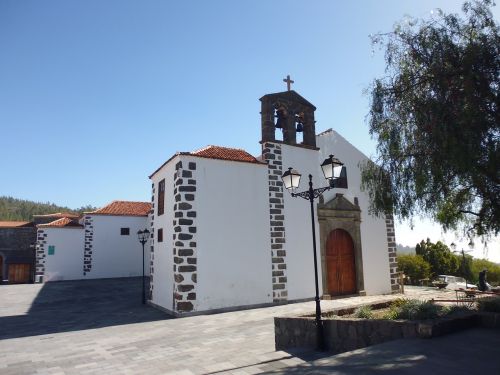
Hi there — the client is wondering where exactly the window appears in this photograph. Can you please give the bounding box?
[158,179,165,216]
[48,245,55,255]
[157,228,163,242]
[121,228,130,235]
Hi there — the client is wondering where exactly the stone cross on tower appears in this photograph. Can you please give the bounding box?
[283,75,294,91]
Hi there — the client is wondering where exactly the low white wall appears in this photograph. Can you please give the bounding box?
[86,215,150,279]
[44,228,84,281]
[194,156,273,311]
[150,158,176,310]
[317,130,392,295]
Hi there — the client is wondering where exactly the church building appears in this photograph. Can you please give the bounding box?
[148,87,398,316]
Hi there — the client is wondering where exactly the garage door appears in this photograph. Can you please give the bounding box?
[8,263,31,284]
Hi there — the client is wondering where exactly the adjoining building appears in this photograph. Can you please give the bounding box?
[35,201,151,282]
[0,221,36,284]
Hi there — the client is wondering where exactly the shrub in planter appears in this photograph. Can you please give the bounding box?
[353,305,374,319]
[384,299,441,320]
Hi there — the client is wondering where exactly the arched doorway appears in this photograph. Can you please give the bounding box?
[326,229,357,296]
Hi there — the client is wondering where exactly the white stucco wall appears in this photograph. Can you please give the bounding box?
[193,156,273,311]
[150,159,176,310]
[280,144,323,300]
[316,130,392,295]
[86,215,150,279]
[43,228,84,281]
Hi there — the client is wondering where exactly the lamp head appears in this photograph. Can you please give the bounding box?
[321,155,343,181]
[281,167,301,191]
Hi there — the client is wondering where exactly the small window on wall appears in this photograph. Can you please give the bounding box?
[121,228,130,235]
[157,228,163,242]
[48,246,55,255]
[158,179,165,216]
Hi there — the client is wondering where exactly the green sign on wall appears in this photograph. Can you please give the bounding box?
[48,245,55,255]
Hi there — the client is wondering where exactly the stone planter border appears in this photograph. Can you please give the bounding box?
[275,303,500,353]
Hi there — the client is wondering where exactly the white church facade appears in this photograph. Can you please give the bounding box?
[147,90,398,316]
[35,88,398,316]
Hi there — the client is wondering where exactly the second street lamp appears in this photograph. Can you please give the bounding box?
[281,155,346,351]
[137,229,150,304]
[450,240,474,289]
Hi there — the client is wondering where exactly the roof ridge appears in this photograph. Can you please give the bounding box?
[192,145,249,154]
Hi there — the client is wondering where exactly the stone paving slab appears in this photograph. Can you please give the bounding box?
[258,328,500,374]
[0,279,473,374]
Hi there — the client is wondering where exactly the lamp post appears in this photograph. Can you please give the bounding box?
[450,240,474,289]
[137,229,150,304]
[281,155,345,351]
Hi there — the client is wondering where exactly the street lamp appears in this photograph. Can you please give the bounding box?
[281,154,346,351]
[137,229,150,304]
[450,240,474,289]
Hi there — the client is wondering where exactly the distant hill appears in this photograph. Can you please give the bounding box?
[397,244,415,255]
[0,196,96,221]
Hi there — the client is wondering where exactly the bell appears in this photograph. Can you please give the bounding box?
[296,122,304,132]
[275,107,286,129]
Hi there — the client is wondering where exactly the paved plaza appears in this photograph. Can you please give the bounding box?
[0,278,498,374]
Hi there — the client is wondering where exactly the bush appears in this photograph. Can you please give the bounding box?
[477,297,500,313]
[353,305,374,319]
[384,299,441,320]
[397,254,431,284]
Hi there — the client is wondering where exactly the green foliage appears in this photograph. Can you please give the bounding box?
[353,305,374,319]
[0,196,95,221]
[471,258,500,285]
[384,299,444,320]
[397,254,431,284]
[362,0,500,237]
[457,253,475,282]
[477,297,500,312]
[416,239,460,277]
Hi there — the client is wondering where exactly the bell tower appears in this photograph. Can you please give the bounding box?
[260,78,317,148]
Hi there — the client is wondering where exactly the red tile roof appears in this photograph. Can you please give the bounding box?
[87,201,151,217]
[33,212,80,219]
[191,145,262,164]
[37,217,83,228]
[0,221,33,228]
[149,145,264,178]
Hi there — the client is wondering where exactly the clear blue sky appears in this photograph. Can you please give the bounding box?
[0,0,495,209]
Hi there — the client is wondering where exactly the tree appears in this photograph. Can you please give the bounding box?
[471,257,500,285]
[397,254,431,284]
[415,238,460,277]
[362,0,500,237]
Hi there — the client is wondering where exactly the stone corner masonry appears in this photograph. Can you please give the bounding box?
[172,160,198,313]
[262,142,288,303]
[385,213,399,292]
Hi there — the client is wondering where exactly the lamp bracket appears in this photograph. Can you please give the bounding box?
[292,186,332,201]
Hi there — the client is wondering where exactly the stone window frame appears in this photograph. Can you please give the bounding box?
[158,179,165,216]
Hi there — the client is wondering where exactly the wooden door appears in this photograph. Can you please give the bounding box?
[8,264,31,284]
[326,229,356,296]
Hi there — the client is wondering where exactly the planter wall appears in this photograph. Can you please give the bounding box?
[275,311,491,353]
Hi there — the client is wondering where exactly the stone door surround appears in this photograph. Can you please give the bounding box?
[317,193,365,297]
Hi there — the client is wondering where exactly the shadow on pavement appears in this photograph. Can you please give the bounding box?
[0,277,170,340]
[260,329,500,374]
